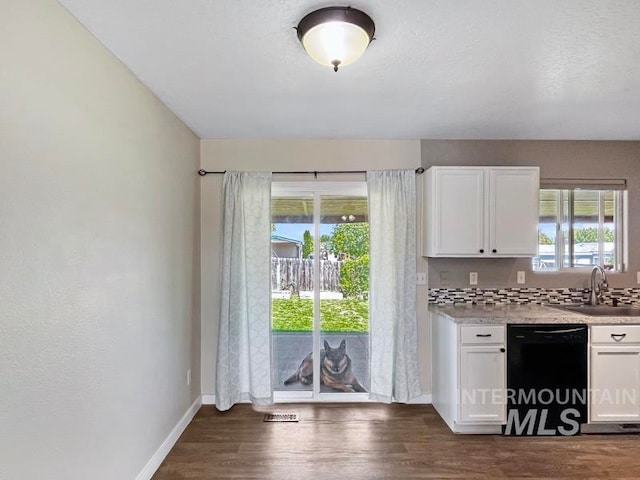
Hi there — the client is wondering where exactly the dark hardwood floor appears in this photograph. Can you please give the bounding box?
[153,403,640,479]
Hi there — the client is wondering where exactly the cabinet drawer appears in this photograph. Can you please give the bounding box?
[461,325,505,344]
[591,325,640,344]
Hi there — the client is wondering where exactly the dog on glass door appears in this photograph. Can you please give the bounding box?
[283,339,367,392]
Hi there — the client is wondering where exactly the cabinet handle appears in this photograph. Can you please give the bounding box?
[492,249,497,253]
[479,249,484,253]
[611,333,627,341]
[500,348,506,353]
[476,333,492,337]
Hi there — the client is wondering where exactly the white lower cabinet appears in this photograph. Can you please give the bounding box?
[460,344,506,424]
[590,325,640,423]
[432,314,506,433]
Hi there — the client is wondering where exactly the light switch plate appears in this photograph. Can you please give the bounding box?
[637,272,640,284]
[469,272,478,285]
[416,272,426,285]
[517,271,526,284]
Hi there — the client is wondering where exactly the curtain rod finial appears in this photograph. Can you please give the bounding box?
[198,169,207,176]
[416,167,425,174]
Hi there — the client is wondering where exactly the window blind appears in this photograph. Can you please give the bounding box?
[540,178,627,190]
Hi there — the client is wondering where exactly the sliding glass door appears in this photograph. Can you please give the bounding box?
[271,182,369,401]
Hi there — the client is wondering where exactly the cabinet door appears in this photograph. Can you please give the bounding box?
[590,346,640,422]
[430,168,484,256]
[488,168,539,256]
[459,345,506,424]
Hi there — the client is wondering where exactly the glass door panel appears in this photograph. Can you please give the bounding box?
[319,194,370,394]
[271,195,314,393]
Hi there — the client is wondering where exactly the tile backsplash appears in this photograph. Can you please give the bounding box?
[428,287,640,307]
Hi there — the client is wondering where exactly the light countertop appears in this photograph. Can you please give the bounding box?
[429,304,640,324]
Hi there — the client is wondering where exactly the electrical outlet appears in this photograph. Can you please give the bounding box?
[187,369,191,386]
[469,272,478,285]
[439,271,449,285]
[637,272,640,284]
[416,272,426,285]
[517,271,526,284]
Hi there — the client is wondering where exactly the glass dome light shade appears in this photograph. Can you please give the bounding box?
[302,21,370,69]
[297,7,375,71]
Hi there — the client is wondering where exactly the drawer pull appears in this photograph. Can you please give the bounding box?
[611,333,627,341]
[476,333,492,337]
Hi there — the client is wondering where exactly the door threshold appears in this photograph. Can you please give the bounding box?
[274,391,371,403]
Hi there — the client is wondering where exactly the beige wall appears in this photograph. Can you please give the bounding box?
[0,2,200,479]
[421,140,640,289]
[199,139,432,397]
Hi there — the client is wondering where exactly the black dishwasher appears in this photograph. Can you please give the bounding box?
[505,324,588,436]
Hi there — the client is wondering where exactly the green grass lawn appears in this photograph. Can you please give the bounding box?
[272,298,369,332]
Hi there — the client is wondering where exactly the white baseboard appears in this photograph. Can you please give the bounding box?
[201,394,216,405]
[136,396,202,480]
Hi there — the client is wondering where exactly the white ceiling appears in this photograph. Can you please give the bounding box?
[59,0,640,140]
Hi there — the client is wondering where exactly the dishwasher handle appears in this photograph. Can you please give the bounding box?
[532,327,585,335]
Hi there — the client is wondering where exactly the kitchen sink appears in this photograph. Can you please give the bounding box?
[549,304,640,317]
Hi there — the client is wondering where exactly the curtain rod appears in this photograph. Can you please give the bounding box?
[198,167,425,177]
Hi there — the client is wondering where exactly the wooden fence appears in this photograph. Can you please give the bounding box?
[271,258,341,292]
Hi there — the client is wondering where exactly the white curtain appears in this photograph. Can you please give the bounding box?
[216,171,273,411]
[367,170,422,403]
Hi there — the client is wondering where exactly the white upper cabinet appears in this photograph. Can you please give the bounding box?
[423,166,539,257]
[425,167,485,256]
[489,168,540,256]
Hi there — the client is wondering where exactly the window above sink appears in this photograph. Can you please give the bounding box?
[533,179,626,273]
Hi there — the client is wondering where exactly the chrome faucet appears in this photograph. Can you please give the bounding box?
[588,265,608,306]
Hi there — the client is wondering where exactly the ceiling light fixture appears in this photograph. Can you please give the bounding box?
[296,6,375,72]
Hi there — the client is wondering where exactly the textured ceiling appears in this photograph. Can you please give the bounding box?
[58,0,640,140]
